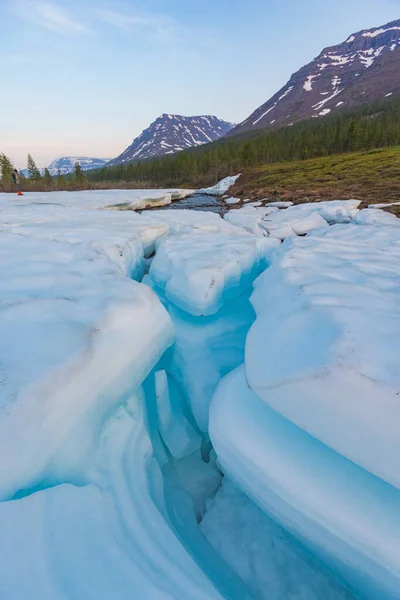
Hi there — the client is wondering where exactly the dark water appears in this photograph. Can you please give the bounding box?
[155,193,226,215]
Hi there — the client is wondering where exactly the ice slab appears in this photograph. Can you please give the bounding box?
[0,394,224,599]
[224,206,279,236]
[0,229,174,499]
[149,232,279,316]
[199,175,241,196]
[247,223,400,489]
[210,367,400,600]
[353,208,400,226]
[224,197,241,205]
[225,200,361,240]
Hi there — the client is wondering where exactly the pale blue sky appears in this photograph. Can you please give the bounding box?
[1,0,399,167]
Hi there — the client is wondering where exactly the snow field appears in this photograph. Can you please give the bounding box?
[1,187,399,599]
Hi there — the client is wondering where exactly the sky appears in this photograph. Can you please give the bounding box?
[1,0,399,168]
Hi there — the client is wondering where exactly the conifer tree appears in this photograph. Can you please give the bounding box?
[56,169,66,188]
[43,167,53,186]
[27,154,41,180]
[74,162,84,184]
[0,153,14,184]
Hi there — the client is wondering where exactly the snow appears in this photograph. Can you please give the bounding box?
[253,86,294,125]
[201,477,353,600]
[369,201,400,209]
[362,26,400,38]
[313,87,342,111]
[148,231,278,317]
[246,223,400,489]
[265,200,294,208]
[198,174,241,196]
[353,207,400,226]
[0,231,174,500]
[225,200,360,240]
[1,188,400,599]
[224,206,280,236]
[0,191,240,599]
[210,367,400,600]
[303,75,317,91]
[224,196,241,205]
[319,109,331,116]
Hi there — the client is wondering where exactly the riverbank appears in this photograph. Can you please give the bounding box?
[229,147,400,209]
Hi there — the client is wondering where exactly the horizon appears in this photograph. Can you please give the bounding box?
[2,0,400,169]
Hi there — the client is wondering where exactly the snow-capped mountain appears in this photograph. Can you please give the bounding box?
[230,19,400,136]
[108,114,235,166]
[47,157,110,176]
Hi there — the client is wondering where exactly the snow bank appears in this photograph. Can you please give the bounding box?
[149,232,279,316]
[0,230,174,498]
[224,206,279,236]
[353,208,400,226]
[0,392,224,600]
[199,175,241,196]
[210,367,400,600]
[265,201,294,208]
[225,199,361,240]
[0,191,229,599]
[246,224,400,488]
[3,188,194,211]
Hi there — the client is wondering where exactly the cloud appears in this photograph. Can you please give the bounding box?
[97,8,183,43]
[12,0,90,35]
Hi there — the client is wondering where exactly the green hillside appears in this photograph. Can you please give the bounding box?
[230,147,400,205]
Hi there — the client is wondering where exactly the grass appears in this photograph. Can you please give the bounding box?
[230,147,400,206]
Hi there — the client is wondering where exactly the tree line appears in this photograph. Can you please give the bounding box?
[88,95,400,188]
[0,154,90,191]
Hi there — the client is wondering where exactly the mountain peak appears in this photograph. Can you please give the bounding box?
[108,114,235,166]
[229,19,400,136]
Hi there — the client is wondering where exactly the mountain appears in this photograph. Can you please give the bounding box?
[108,114,235,166]
[47,157,110,176]
[230,19,400,136]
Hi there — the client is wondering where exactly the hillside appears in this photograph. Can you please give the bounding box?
[89,96,400,190]
[108,114,235,166]
[229,147,400,206]
[230,19,400,136]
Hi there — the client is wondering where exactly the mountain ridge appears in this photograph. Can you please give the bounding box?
[108,114,235,166]
[229,19,400,136]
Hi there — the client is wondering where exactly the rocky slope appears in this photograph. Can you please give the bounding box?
[108,114,235,166]
[229,20,400,136]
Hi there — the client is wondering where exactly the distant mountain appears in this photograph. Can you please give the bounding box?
[108,114,235,166]
[21,156,110,178]
[47,157,110,175]
[230,19,400,136]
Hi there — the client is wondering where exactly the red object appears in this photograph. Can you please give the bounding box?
[17,191,23,196]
